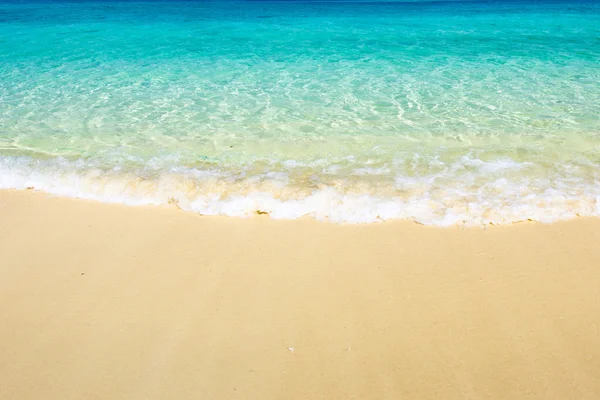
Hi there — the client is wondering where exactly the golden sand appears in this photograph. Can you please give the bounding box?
[1,189,600,399]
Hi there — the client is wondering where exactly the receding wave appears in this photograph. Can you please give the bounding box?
[2,155,600,226]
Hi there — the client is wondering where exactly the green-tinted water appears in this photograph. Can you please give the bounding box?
[1,0,599,224]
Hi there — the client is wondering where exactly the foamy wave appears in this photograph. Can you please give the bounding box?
[1,155,600,226]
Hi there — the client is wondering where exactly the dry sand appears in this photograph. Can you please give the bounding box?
[1,189,600,399]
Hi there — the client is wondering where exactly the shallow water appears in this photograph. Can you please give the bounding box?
[1,0,599,225]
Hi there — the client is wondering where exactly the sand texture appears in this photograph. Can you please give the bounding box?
[1,190,600,399]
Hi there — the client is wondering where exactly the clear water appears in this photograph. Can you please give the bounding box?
[1,0,599,225]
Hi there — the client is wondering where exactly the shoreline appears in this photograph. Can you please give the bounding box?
[2,189,600,399]
[2,175,600,226]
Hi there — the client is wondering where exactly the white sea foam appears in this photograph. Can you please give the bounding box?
[1,155,600,226]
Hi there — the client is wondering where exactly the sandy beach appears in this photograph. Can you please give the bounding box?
[1,189,600,399]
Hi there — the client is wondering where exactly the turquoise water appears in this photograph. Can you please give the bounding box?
[1,0,599,225]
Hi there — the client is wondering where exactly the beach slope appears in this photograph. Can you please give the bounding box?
[1,190,600,399]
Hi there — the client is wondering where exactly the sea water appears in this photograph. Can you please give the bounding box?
[1,0,599,225]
